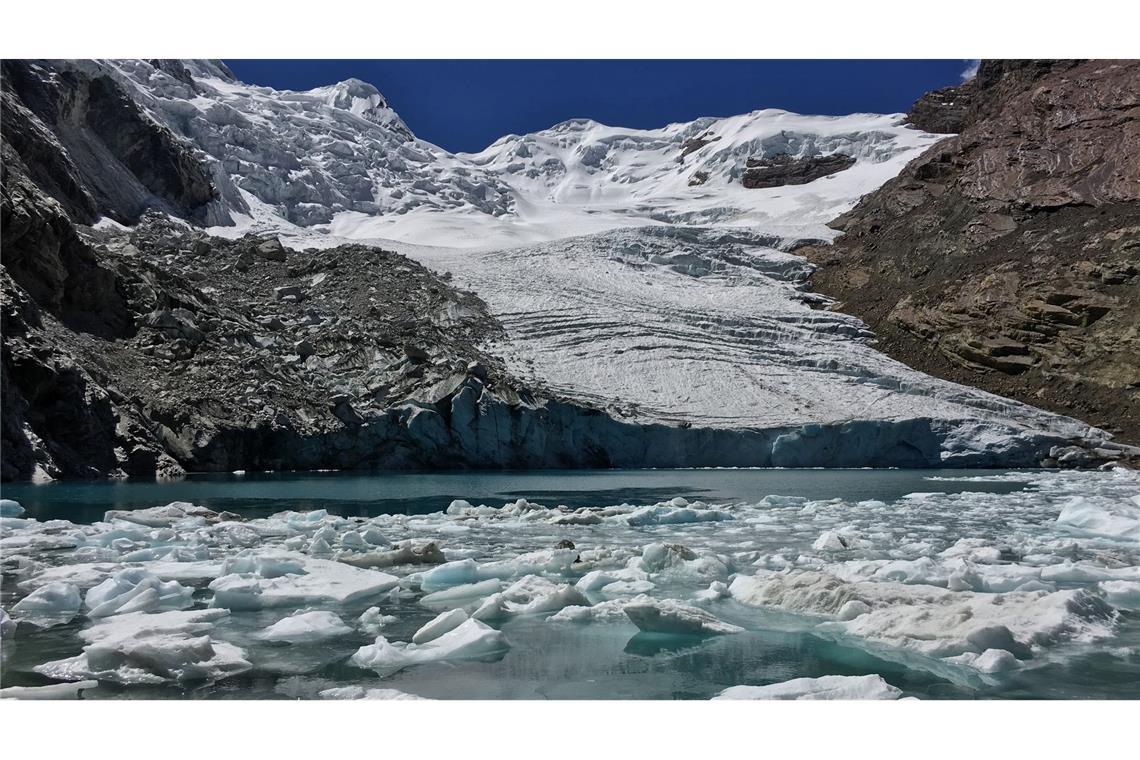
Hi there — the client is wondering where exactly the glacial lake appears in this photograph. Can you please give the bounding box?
[3,468,1138,700]
[2,468,1030,524]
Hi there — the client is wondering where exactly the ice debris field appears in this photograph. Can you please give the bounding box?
[2,468,1139,699]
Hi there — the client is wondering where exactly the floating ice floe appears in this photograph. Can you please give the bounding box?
[259,610,353,643]
[420,578,504,607]
[416,548,578,592]
[11,582,83,627]
[729,570,1117,659]
[714,674,903,700]
[624,599,743,635]
[103,502,235,528]
[208,554,399,610]
[319,686,427,700]
[471,576,588,621]
[1056,496,1140,542]
[0,499,25,518]
[0,680,99,700]
[85,568,195,618]
[350,618,509,675]
[35,609,251,685]
[358,606,398,635]
[338,540,445,569]
[943,648,1021,673]
[412,608,469,644]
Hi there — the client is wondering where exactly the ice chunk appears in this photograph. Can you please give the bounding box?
[837,600,872,621]
[621,503,732,526]
[693,581,730,603]
[575,570,620,592]
[12,582,82,626]
[548,595,657,624]
[209,556,398,610]
[633,543,730,582]
[732,570,1118,658]
[944,648,1020,673]
[0,607,14,638]
[420,579,504,607]
[1056,496,1140,542]
[318,686,426,700]
[714,674,902,700]
[412,608,468,644]
[446,499,474,515]
[85,568,194,618]
[0,499,25,518]
[18,562,123,592]
[338,540,445,569]
[601,580,656,596]
[624,599,743,635]
[350,618,509,675]
[0,680,99,700]
[1100,580,1140,610]
[418,549,578,592]
[35,609,250,685]
[358,607,398,635]
[259,610,353,643]
[812,531,850,551]
[103,502,226,528]
[221,553,307,579]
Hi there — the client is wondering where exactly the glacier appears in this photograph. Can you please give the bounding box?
[51,58,1123,468]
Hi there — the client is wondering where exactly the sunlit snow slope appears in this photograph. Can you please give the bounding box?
[91,59,1114,464]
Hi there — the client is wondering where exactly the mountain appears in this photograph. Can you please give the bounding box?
[1,59,1130,481]
[806,60,1140,449]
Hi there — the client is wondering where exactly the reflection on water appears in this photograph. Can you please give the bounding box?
[1,468,1028,524]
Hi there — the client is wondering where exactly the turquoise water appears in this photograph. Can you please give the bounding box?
[1,468,1027,524]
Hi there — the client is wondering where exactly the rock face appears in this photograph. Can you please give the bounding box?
[807,60,1140,445]
[741,153,855,189]
[0,60,220,226]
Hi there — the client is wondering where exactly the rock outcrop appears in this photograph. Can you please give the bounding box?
[741,153,855,189]
[806,60,1140,445]
[1,60,220,226]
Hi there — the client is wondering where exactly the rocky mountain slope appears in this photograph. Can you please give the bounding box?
[2,59,1131,480]
[806,60,1139,447]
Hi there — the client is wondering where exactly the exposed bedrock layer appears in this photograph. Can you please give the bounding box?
[806,60,1140,445]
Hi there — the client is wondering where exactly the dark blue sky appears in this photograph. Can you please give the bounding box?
[224,60,971,153]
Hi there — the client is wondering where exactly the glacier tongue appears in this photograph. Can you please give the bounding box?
[76,59,1113,464]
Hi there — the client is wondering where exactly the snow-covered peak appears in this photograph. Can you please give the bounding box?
[307,77,411,136]
[84,60,947,248]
